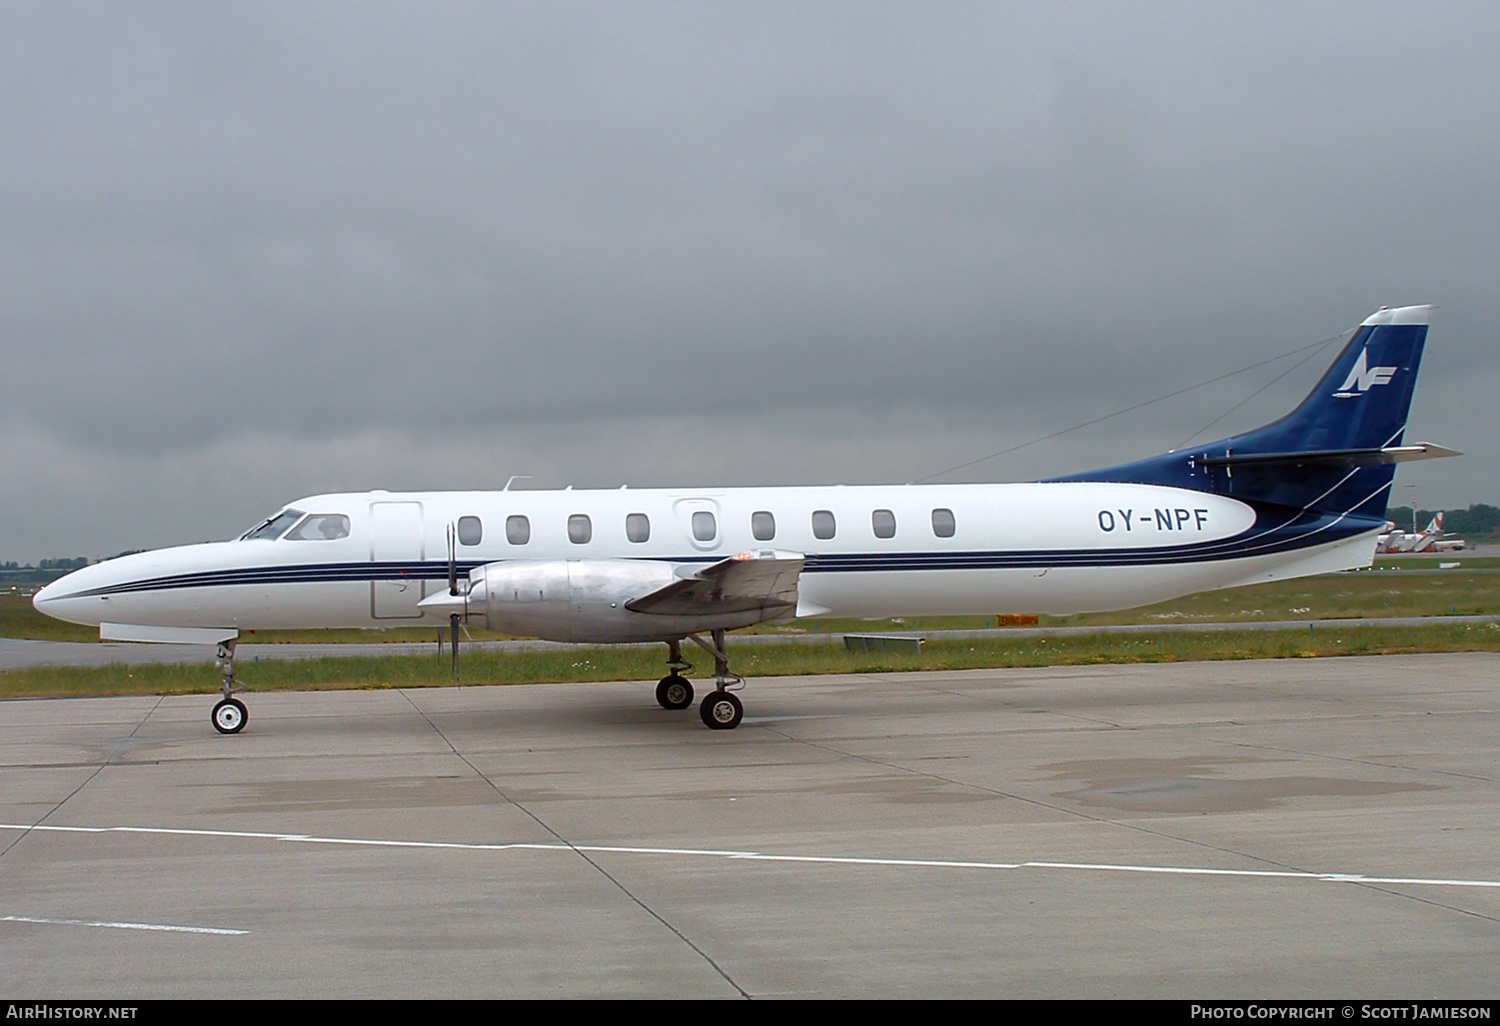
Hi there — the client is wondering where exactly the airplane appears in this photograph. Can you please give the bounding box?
[1380,512,1465,553]
[1378,517,1429,552]
[33,305,1458,734]
[1406,512,1466,553]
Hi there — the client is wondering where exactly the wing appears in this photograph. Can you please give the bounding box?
[625,550,804,617]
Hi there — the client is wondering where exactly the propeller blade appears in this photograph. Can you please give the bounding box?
[450,613,461,683]
[447,522,458,597]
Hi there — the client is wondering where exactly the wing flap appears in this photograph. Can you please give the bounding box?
[625,550,804,617]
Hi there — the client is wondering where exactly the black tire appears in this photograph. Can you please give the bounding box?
[212,698,248,734]
[699,691,743,730]
[656,675,695,711]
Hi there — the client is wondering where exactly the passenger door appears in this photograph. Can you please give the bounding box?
[370,501,426,619]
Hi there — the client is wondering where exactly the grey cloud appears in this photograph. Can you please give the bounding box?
[1,2,1495,557]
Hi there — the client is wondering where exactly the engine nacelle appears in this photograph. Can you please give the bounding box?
[460,558,769,643]
[420,556,798,643]
[463,559,672,642]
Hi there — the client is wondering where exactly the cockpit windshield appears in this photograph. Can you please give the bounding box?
[240,509,306,541]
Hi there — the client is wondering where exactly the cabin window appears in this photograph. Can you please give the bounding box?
[811,509,836,540]
[568,514,592,544]
[751,510,776,541]
[932,508,956,538]
[285,514,351,541]
[506,515,530,545]
[872,509,896,539]
[692,510,717,542]
[456,516,482,546]
[241,509,305,541]
[626,512,650,543]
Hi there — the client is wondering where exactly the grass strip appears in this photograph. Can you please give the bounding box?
[10,562,1500,643]
[4,622,1498,700]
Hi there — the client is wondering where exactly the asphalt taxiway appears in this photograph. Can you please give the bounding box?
[2,653,1497,998]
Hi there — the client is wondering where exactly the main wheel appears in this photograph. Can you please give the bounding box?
[212,698,248,734]
[656,675,694,710]
[699,691,743,730]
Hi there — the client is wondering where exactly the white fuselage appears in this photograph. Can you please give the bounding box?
[35,480,1379,635]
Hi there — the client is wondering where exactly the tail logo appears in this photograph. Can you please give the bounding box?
[1333,347,1398,398]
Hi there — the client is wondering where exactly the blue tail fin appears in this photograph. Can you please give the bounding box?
[1054,306,1435,518]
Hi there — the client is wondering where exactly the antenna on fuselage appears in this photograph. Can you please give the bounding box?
[503,475,531,491]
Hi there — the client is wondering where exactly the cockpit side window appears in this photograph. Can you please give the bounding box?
[285,514,352,541]
[241,509,306,541]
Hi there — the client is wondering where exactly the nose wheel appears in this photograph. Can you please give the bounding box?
[212,697,248,734]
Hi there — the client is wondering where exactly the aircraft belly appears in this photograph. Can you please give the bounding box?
[799,567,1214,617]
[1210,531,1379,591]
[253,581,388,630]
[487,607,769,644]
[798,533,1376,618]
[87,581,374,631]
[74,587,263,630]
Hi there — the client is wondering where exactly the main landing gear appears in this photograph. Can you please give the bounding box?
[656,631,745,730]
[211,640,248,734]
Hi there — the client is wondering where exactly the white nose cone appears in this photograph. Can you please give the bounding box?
[30,566,105,627]
[32,575,83,624]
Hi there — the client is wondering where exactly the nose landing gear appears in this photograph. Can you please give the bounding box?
[211,640,247,734]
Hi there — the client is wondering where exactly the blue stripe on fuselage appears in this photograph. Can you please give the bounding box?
[54,506,1380,600]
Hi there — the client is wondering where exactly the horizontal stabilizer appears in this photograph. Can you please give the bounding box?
[627,550,804,617]
[1200,442,1462,470]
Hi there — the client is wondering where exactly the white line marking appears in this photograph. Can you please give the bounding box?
[1,914,248,936]
[4,822,1497,890]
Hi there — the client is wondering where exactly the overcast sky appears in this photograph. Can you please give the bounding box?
[2,2,1495,560]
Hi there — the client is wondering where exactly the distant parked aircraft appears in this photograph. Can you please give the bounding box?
[1379,512,1466,553]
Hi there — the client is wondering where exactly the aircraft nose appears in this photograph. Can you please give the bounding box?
[30,566,111,628]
